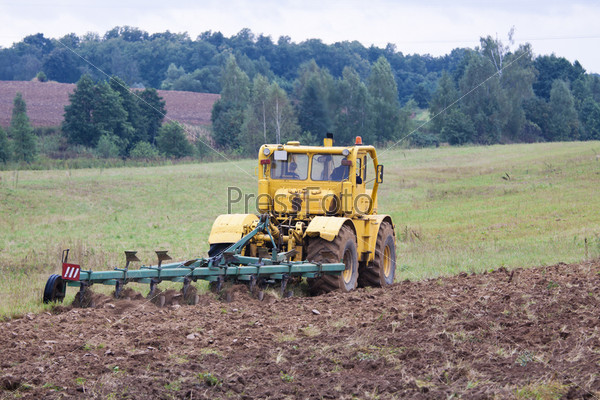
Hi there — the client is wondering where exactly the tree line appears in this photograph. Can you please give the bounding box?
[0,27,453,105]
[212,37,600,152]
[1,27,600,165]
[428,38,600,145]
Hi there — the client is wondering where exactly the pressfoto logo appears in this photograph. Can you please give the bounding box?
[227,187,373,215]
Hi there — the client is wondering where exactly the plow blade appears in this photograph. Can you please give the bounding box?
[66,260,345,287]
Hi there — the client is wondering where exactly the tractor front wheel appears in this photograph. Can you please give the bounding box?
[307,225,358,294]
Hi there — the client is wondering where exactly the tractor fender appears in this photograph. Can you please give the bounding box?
[365,214,394,241]
[208,214,259,244]
[366,215,394,233]
[353,214,394,264]
[305,216,356,242]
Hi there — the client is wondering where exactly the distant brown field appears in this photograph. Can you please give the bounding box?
[0,80,219,128]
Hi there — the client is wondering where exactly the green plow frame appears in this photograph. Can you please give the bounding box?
[43,214,345,305]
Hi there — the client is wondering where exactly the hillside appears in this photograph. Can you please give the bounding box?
[0,80,219,128]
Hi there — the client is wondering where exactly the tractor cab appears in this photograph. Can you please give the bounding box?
[257,135,384,218]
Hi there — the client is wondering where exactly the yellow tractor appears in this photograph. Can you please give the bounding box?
[208,134,396,294]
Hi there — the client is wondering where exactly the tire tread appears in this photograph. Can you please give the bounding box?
[307,225,357,294]
[358,222,395,287]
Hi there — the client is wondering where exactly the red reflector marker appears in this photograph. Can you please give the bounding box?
[62,263,81,281]
[260,159,271,165]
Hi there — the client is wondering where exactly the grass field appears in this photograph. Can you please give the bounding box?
[1,141,599,318]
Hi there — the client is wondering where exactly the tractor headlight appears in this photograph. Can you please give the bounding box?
[263,148,271,156]
[342,149,350,156]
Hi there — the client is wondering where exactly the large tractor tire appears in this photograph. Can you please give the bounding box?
[307,224,358,294]
[358,222,396,287]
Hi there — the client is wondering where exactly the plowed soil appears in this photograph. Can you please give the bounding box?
[2,261,600,399]
[0,81,218,127]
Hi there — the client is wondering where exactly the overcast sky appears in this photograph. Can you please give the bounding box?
[1,0,599,73]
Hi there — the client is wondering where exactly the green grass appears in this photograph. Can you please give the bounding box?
[515,380,570,399]
[377,142,600,280]
[1,141,600,317]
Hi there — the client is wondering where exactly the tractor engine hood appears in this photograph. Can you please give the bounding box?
[273,187,341,215]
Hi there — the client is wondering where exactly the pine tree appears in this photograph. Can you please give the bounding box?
[368,56,400,142]
[109,76,141,148]
[10,93,37,162]
[92,81,133,153]
[62,75,99,147]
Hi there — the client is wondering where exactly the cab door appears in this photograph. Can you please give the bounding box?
[354,152,371,215]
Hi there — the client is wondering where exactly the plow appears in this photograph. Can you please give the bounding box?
[43,134,397,307]
[43,214,345,306]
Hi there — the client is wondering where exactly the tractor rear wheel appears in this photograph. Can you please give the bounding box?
[358,222,396,287]
[307,225,358,294]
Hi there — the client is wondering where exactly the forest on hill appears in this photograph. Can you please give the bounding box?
[1,26,599,164]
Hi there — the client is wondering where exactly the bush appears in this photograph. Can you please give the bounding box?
[195,139,211,158]
[96,134,121,158]
[129,141,159,160]
[37,133,63,155]
[409,131,440,148]
[36,71,48,82]
[441,109,475,145]
[156,122,194,158]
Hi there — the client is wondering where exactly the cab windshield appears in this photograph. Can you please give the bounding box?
[270,153,308,180]
[311,154,349,181]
